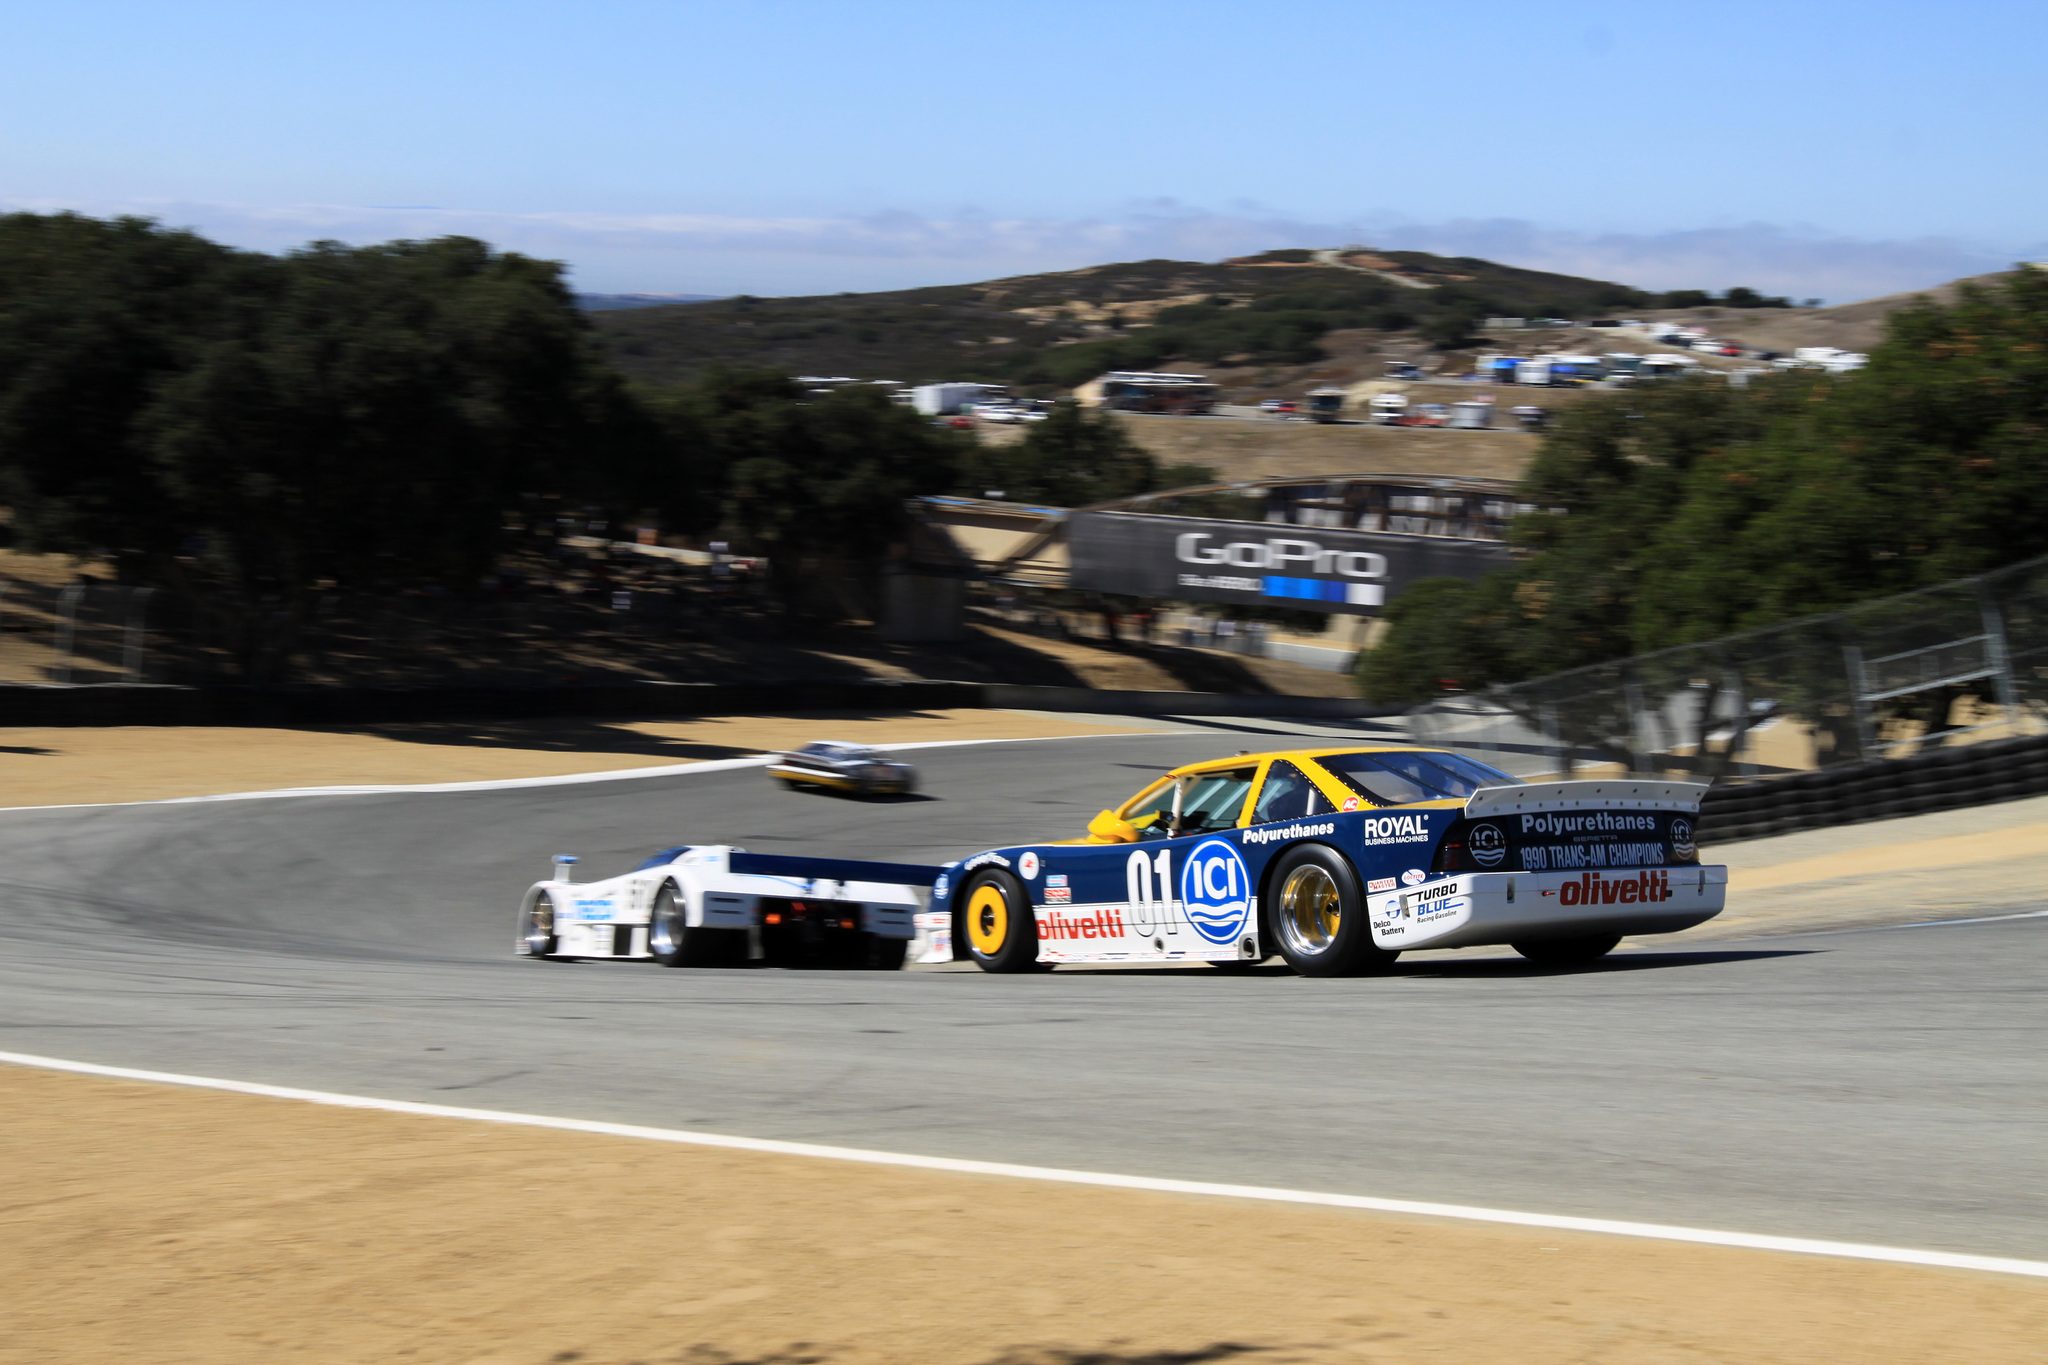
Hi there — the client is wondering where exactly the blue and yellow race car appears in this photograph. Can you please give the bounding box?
[927,746,1727,976]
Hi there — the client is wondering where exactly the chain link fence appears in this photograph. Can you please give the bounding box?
[1410,554,2048,782]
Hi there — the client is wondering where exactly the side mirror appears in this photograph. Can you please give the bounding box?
[1086,808,1139,843]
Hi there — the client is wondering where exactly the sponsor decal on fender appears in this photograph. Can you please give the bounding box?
[1044,887,1072,903]
[1179,838,1254,945]
[963,852,1012,871]
[1038,908,1127,941]
[1243,820,1335,846]
[1045,874,1068,888]
[1367,876,1397,892]
[933,874,950,898]
[1468,821,1507,867]
[1401,868,1427,886]
[1556,870,1674,906]
[1359,814,1433,847]
[1019,851,1041,880]
[1341,796,1362,812]
[1409,881,1460,902]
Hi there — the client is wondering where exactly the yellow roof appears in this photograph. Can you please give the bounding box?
[1159,745,1459,778]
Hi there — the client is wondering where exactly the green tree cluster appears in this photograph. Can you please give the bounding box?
[0,212,975,636]
[0,213,663,602]
[656,371,968,614]
[1359,268,2048,704]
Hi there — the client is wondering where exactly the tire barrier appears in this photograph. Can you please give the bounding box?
[0,680,1404,728]
[1700,731,2048,844]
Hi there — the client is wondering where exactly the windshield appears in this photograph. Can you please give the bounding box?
[1311,751,1515,806]
[1176,769,1256,833]
[1119,779,1178,840]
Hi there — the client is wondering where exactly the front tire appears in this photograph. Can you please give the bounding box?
[1268,845,1398,978]
[1512,933,1621,966]
[521,890,559,960]
[960,870,1041,973]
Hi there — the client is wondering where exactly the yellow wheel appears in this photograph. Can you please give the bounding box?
[959,870,1041,972]
[967,883,1010,956]
[1277,864,1342,954]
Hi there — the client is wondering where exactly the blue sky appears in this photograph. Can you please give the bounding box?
[3,1,2043,301]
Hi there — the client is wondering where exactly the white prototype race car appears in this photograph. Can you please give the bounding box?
[517,845,934,969]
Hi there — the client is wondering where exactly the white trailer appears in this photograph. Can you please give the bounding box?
[1514,358,1553,386]
[912,382,1004,416]
[1368,392,1409,424]
[1449,400,1493,429]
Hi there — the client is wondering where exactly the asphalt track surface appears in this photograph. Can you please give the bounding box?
[1,729,2043,1262]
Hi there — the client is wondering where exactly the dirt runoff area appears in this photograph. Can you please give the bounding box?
[3,1063,2042,1365]
[0,709,1148,807]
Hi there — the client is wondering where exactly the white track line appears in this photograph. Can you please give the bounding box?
[4,1049,2041,1280]
[0,728,1196,813]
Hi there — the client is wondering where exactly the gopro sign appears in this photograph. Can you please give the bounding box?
[1069,511,1510,615]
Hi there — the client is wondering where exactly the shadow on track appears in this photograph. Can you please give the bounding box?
[1033,948,1815,978]
[1396,948,1817,978]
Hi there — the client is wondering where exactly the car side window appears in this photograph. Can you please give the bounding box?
[1177,769,1256,833]
[1252,760,1334,824]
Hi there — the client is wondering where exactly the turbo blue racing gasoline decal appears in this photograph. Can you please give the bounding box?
[1180,838,1252,945]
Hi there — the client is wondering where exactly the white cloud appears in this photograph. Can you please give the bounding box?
[5,195,2034,304]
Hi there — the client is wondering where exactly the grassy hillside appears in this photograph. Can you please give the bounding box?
[591,248,1661,391]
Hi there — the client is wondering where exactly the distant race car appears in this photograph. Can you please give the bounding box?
[766,741,919,796]
[517,846,930,969]
[927,746,1727,976]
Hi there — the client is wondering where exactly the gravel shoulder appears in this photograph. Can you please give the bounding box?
[5,1063,2041,1365]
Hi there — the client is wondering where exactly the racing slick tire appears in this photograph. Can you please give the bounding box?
[521,890,560,960]
[1511,933,1622,966]
[648,882,743,968]
[1267,844,1398,978]
[960,869,1044,973]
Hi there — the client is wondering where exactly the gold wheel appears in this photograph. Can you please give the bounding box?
[1276,864,1341,957]
[967,883,1010,956]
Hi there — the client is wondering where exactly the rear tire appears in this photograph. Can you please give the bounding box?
[960,870,1041,973]
[1268,845,1398,978]
[648,882,743,967]
[1512,933,1622,966]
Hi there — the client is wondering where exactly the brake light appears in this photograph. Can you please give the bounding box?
[764,912,782,925]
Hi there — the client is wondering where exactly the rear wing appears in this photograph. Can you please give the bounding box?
[1463,779,1708,819]
[727,851,946,887]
